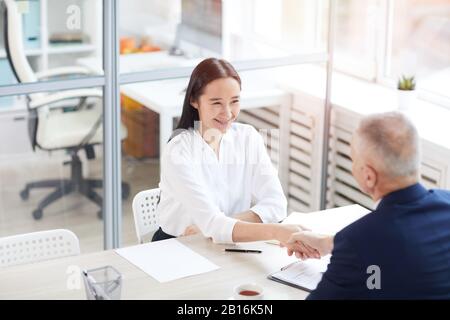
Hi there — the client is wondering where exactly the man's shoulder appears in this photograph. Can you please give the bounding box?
[335,210,388,247]
[343,206,382,230]
[336,188,450,244]
[430,188,450,202]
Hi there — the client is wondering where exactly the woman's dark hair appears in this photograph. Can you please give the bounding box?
[175,58,241,131]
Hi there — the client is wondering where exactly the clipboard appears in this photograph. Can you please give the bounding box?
[267,258,329,292]
[267,274,318,292]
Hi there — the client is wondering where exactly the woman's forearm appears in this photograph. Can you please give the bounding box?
[231,221,300,244]
[232,221,275,242]
[232,210,263,223]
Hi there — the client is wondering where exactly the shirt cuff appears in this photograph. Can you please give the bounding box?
[211,216,238,244]
[250,203,286,223]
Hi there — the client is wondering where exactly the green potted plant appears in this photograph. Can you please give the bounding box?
[397,75,417,111]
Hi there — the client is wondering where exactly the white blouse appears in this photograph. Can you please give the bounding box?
[157,122,287,244]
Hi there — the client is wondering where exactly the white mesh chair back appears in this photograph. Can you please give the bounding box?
[0,229,80,268]
[132,188,160,243]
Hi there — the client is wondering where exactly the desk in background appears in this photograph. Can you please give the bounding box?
[0,234,308,299]
[120,74,289,156]
[77,51,199,75]
[78,53,291,158]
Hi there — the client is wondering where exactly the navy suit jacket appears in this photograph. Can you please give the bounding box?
[308,183,450,299]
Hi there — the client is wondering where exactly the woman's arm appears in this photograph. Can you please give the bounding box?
[181,220,319,258]
[232,221,305,245]
[181,210,262,237]
[232,210,263,223]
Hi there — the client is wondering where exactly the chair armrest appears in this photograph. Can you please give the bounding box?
[29,88,103,109]
[35,66,99,80]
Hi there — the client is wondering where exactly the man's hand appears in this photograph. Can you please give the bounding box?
[286,231,334,258]
[275,224,320,259]
[286,242,321,260]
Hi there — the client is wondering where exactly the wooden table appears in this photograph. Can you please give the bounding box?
[0,235,309,300]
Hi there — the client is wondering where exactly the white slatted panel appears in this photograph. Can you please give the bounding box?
[420,163,442,189]
[327,125,376,210]
[289,159,312,179]
[288,105,317,213]
[237,107,280,170]
[288,194,311,213]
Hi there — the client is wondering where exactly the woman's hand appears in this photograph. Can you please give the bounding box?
[286,231,334,258]
[274,224,308,246]
[182,224,201,236]
[276,224,320,260]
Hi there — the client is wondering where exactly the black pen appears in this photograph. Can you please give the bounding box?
[224,248,262,253]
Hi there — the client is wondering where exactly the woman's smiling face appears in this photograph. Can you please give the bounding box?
[191,77,241,134]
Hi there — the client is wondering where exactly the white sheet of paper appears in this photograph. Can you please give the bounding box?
[115,239,220,283]
[283,204,371,235]
[266,204,371,245]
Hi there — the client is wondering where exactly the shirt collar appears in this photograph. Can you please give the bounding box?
[374,199,381,208]
[376,183,428,210]
[194,126,234,144]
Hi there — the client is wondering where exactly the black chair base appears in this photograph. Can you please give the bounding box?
[20,153,130,220]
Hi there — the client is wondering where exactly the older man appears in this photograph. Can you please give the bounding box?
[287,112,450,299]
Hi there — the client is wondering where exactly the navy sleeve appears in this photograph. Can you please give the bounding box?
[307,233,367,300]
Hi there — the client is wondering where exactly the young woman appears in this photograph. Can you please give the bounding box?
[153,58,310,248]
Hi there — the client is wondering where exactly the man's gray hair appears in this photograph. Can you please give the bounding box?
[356,112,421,178]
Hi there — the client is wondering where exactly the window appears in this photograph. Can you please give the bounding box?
[333,0,450,108]
[333,0,379,80]
[230,0,327,59]
[388,0,450,104]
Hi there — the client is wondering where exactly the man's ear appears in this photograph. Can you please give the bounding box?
[364,165,377,189]
[191,99,199,110]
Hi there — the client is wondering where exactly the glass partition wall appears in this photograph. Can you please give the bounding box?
[0,0,333,251]
[0,0,106,253]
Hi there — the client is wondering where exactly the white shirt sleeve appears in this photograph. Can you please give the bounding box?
[248,128,288,223]
[161,136,237,244]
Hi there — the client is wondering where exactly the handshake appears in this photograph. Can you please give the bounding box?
[281,226,334,260]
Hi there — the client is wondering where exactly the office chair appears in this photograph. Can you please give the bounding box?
[3,0,129,220]
[0,229,80,267]
[132,188,160,243]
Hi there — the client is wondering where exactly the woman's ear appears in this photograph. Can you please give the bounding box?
[190,99,199,110]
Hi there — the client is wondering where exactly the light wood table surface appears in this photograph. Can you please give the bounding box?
[0,234,309,300]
